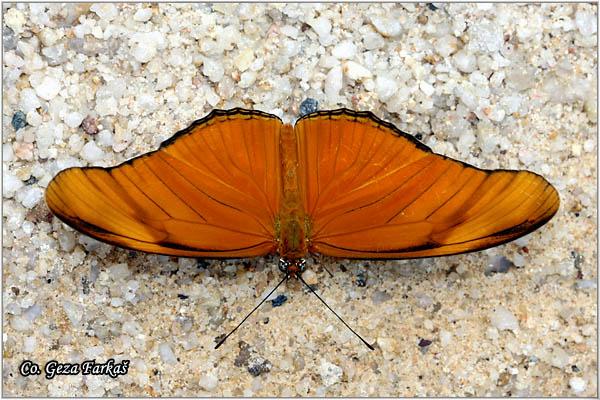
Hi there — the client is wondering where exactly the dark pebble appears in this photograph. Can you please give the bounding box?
[81,116,99,134]
[3,26,17,51]
[24,176,37,185]
[197,260,210,269]
[271,294,287,307]
[234,341,251,367]
[247,358,272,376]
[299,98,319,117]
[427,3,438,11]
[11,111,27,131]
[177,294,189,300]
[355,270,367,287]
[418,338,432,347]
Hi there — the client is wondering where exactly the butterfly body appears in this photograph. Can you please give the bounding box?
[46,108,559,262]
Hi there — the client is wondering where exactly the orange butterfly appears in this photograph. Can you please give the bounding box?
[46,108,560,349]
[46,108,559,274]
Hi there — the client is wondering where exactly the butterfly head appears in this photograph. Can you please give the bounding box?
[278,258,306,279]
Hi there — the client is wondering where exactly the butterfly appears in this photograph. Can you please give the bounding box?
[46,108,560,349]
[46,108,559,273]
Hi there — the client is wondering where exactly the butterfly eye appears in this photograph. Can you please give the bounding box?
[278,259,291,273]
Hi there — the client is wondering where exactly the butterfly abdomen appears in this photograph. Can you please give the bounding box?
[277,124,309,259]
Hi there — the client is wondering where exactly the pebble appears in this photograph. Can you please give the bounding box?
[271,294,287,307]
[31,75,61,101]
[550,347,570,369]
[11,111,27,131]
[202,58,225,83]
[133,8,153,22]
[64,112,84,129]
[159,343,177,364]
[108,263,131,280]
[90,3,118,21]
[309,16,331,38]
[453,50,478,73]
[575,10,597,36]
[331,41,357,60]
[343,61,372,81]
[319,361,343,386]
[469,20,503,53]
[302,269,318,285]
[299,98,319,117]
[199,373,218,391]
[375,75,398,101]
[247,357,272,376]
[23,336,36,353]
[569,377,586,394]
[3,26,17,51]
[81,116,99,134]
[370,16,402,37]
[485,255,514,275]
[325,66,343,103]
[20,88,42,113]
[5,8,26,34]
[80,141,105,162]
[62,300,83,326]
[489,306,519,331]
[19,187,44,209]
[371,290,391,304]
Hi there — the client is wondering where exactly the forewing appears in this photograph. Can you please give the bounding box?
[46,109,282,257]
[296,110,559,259]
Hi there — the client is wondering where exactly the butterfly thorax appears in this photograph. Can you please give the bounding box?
[277,124,308,259]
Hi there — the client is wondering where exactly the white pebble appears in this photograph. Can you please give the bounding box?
[469,21,503,53]
[90,3,118,21]
[569,377,587,393]
[97,130,113,147]
[363,31,384,50]
[133,8,153,22]
[109,263,131,280]
[439,330,452,346]
[370,16,402,37]
[5,8,26,34]
[420,81,435,97]
[375,75,398,102]
[159,343,177,364]
[302,269,318,285]
[453,50,477,73]
[23,336,37,353]
[435,35,458,57]
[131,42,157,63]
[319,361,343,387]
[343,61,372,81]
[11,315,31,331]
[62,300,83,326]
[331,41,357,60]
[234,48,254,72]
[202,58,224,83]
[20,88,42,113]
[64,112,84,128]
[3,172,24,197]
[96,96,118,116]
[550,346,570,369]
[199,374,218,391]
[20,187,44,209]
[325,66,343,103]
[31,75,61,101]
[309,16,331,38]
[513,253,526,268]
[239,71,257,88]
[80,141,105,162]
[490,306,519,332]
[575,10,597,36]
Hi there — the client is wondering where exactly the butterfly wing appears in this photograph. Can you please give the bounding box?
[46,109,282,257]
[296,110,559,259]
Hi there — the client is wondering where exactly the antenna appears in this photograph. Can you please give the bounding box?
[215,273,288,349]
[297,274,374,351]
